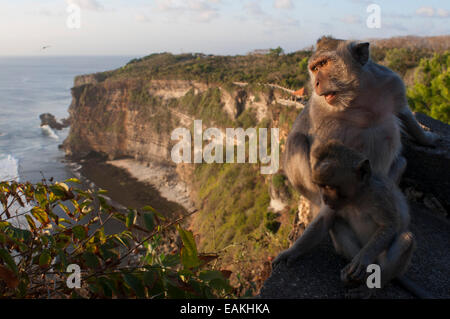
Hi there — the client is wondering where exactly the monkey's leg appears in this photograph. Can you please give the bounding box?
[398,107,439,146]
[388,155,406,184]
[377,231,415,287]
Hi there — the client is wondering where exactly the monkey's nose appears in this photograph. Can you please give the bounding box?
[315,80,320,87]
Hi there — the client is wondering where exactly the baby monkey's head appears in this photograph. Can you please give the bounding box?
[311,140,371,209]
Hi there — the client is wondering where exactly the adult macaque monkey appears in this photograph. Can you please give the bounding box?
[283,37,439,215]
[274,141,430,298]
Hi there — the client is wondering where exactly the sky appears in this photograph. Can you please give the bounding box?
[0,0,449,57]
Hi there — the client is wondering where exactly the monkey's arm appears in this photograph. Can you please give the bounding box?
[284,132,321,205]
[272,205,336,268]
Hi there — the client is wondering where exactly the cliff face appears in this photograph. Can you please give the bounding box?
[64,77,279,164]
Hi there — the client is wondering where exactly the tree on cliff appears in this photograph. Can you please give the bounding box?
[407,52,450,124]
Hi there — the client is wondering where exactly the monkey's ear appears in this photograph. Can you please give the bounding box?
[351,42,370,65]
[356,159,371,182]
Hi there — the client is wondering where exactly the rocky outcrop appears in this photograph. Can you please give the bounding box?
[39,113,70,130]
[401,113,450,216]
[261,113,450,298]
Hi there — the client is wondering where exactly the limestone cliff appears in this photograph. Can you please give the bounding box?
[63,76,283,164]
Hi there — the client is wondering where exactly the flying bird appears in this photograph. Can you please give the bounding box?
[42,45,51,50]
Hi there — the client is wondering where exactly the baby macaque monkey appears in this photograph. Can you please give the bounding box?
[274,140,416,298]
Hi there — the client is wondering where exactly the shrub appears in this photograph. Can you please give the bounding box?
[407,52,450,124]
[0,179,231,298]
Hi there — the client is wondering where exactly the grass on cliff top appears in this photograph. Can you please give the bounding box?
[103,51,313,90]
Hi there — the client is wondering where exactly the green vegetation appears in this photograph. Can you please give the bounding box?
[104,50,312,90]
[272,174,286,190]
[191,160,294,289]
[370,47,433,76]
[407,52,450,124]
[0,179,231,298]
[178,88,233,127]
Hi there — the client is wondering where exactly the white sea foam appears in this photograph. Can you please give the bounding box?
[0,154,19,181]
[41,125,59,140]
[0,155,30,229]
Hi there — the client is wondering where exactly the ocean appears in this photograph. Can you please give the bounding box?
[0,56,133,184]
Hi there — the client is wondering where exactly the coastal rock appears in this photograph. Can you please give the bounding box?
[39,113,70,130]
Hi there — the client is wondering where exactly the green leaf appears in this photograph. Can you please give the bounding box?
[126,210,136,228]
[64,178,81,184]
[31,207,49,225]
[0,248,18,274]
[57,249,68,270]
[113,234,129,248]
[25,215,37,230]
[142,205,156,213]
[143,212,155,231]
[143,206,165,221]
[143,269,158,287]
[49,184,67,198]
[99,245,118,261]
[72,225,87,240]
[177,226,200,269]
[123,272,145,298]
[34,186,48,206]
[161,253,180,268]
[199,270,225,282]
[39,250,52,268]
[83,252,100,269]
[97,276,115,298]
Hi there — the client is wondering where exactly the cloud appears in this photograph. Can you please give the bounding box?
[274,0,294,9]
[437,8,450,18]
[244,1,265,17]
[135,13,151,23]
[340,15,362,24]
[416,7,450,18]
[416,7,434,17]
[243,1,299,30]
[36,8,64,17]
[65,0,104,12]
[156,0,220,22]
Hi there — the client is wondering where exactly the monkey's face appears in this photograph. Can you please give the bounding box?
[308,41,370,108]
[312,161,362,209]
[316,177,358,210]
[318,184,342,209]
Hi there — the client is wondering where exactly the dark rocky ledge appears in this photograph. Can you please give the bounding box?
[39,113,70,130]
[260,113,450,299]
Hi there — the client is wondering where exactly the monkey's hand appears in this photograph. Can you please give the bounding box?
[272,248,302,269]
[341,253,371,283]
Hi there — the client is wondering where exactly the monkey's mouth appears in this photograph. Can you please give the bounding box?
[323,92,337,104]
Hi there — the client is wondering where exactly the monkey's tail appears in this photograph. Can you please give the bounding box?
[395,275,435,299]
